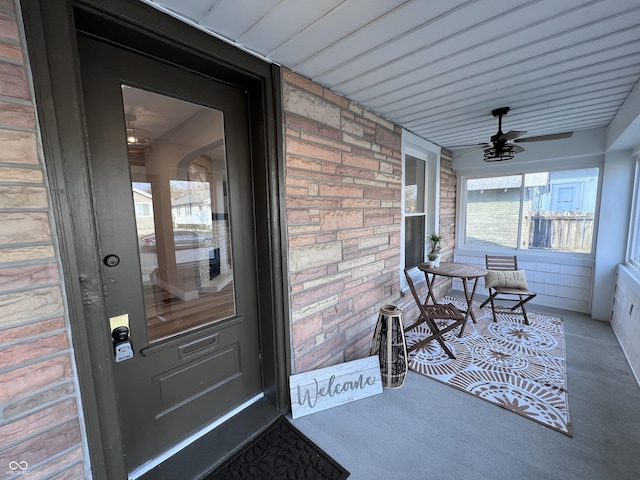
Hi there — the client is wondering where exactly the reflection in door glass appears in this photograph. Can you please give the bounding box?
[122,85,235,342]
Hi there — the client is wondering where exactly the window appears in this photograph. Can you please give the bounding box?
[404,155,426,268]
[628,158,640,268]
[135,202,152,217]
[462,167,599,254]
[466,175,521,248]
[401,130,440,281]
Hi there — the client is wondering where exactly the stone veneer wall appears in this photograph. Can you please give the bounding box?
[283,68,457,373]
[438,150,456,268]
[284,69,403,373]
[0,1,88,478]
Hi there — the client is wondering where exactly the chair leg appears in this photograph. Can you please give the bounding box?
[489,292,498,322]
[434,336,456,359]
[519,295,530,325]
[404,314,427,332]
[480,291,499,322]
[406,319,459,359]
[457,317,467,338]
[509,294,536,325]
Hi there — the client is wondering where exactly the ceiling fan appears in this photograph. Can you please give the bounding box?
[451,107,573,162]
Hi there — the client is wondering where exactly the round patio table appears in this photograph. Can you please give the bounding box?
[418,262,487,324]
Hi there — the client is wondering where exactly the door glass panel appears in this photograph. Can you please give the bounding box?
[122,85,235,342]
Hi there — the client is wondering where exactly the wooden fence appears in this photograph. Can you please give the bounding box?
[526,213,594,252]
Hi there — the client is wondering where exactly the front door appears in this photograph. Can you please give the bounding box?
[77,36,263,472]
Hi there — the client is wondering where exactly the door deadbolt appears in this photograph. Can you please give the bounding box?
[103,254,120,267]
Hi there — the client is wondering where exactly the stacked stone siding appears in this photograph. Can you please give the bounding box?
[284,69,404,373]
[434,150,456,298]
[0,1,87,478]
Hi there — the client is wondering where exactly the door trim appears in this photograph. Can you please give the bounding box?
[21,0,290,478]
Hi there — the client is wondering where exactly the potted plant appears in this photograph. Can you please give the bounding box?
[427,233,443,267]
[427,251,439,267]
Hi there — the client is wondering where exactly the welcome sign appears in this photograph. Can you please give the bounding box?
[289,356,383,418]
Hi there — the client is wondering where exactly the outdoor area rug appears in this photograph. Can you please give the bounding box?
[204,416,350,479]
[405,297,572,436]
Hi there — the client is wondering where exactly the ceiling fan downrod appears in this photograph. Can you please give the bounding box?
[491,107,510,138]
[485,107,513,161]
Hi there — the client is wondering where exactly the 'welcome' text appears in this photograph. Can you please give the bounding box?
[297,373,377,408]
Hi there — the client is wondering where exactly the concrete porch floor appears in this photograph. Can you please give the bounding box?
[290,298,640,480]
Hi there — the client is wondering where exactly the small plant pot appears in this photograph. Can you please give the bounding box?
[427,260,436,267]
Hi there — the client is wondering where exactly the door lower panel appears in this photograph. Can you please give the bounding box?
[154,345,241,415]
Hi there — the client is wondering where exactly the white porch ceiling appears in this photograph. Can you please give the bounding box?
[144,0,640,152]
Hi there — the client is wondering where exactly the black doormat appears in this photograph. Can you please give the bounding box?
[203,416,349,480]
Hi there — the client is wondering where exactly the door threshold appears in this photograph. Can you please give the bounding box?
[131,393,265,480]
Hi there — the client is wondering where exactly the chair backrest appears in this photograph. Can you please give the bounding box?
[485,255,519,271]
[404,269,429,319]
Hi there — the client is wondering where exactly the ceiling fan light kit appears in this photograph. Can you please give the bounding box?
[126,127,151,148]
[125,112,152,152]
[483,144,516,162]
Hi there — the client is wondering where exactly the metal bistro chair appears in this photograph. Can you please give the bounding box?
[403,269,465,359]
[480,255,537,325]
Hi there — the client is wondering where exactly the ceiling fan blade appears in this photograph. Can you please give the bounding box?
[512,144,525,154]
[447,142,488,149]
[453,146,484,159]
[514,132,573,143]
[498,130,527,141]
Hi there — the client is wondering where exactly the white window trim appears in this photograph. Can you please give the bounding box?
[401,129,440,288]
[627,155,640,269]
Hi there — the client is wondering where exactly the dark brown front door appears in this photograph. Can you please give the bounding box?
[77,35,263,473]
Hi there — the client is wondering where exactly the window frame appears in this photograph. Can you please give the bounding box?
[401,130,440,287]
[627,156,640,269]
[458,165,602,258]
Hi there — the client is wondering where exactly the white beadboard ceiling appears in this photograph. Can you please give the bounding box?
[143,0,640,152]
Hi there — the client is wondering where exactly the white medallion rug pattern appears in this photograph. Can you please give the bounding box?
[405,297,572,436]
